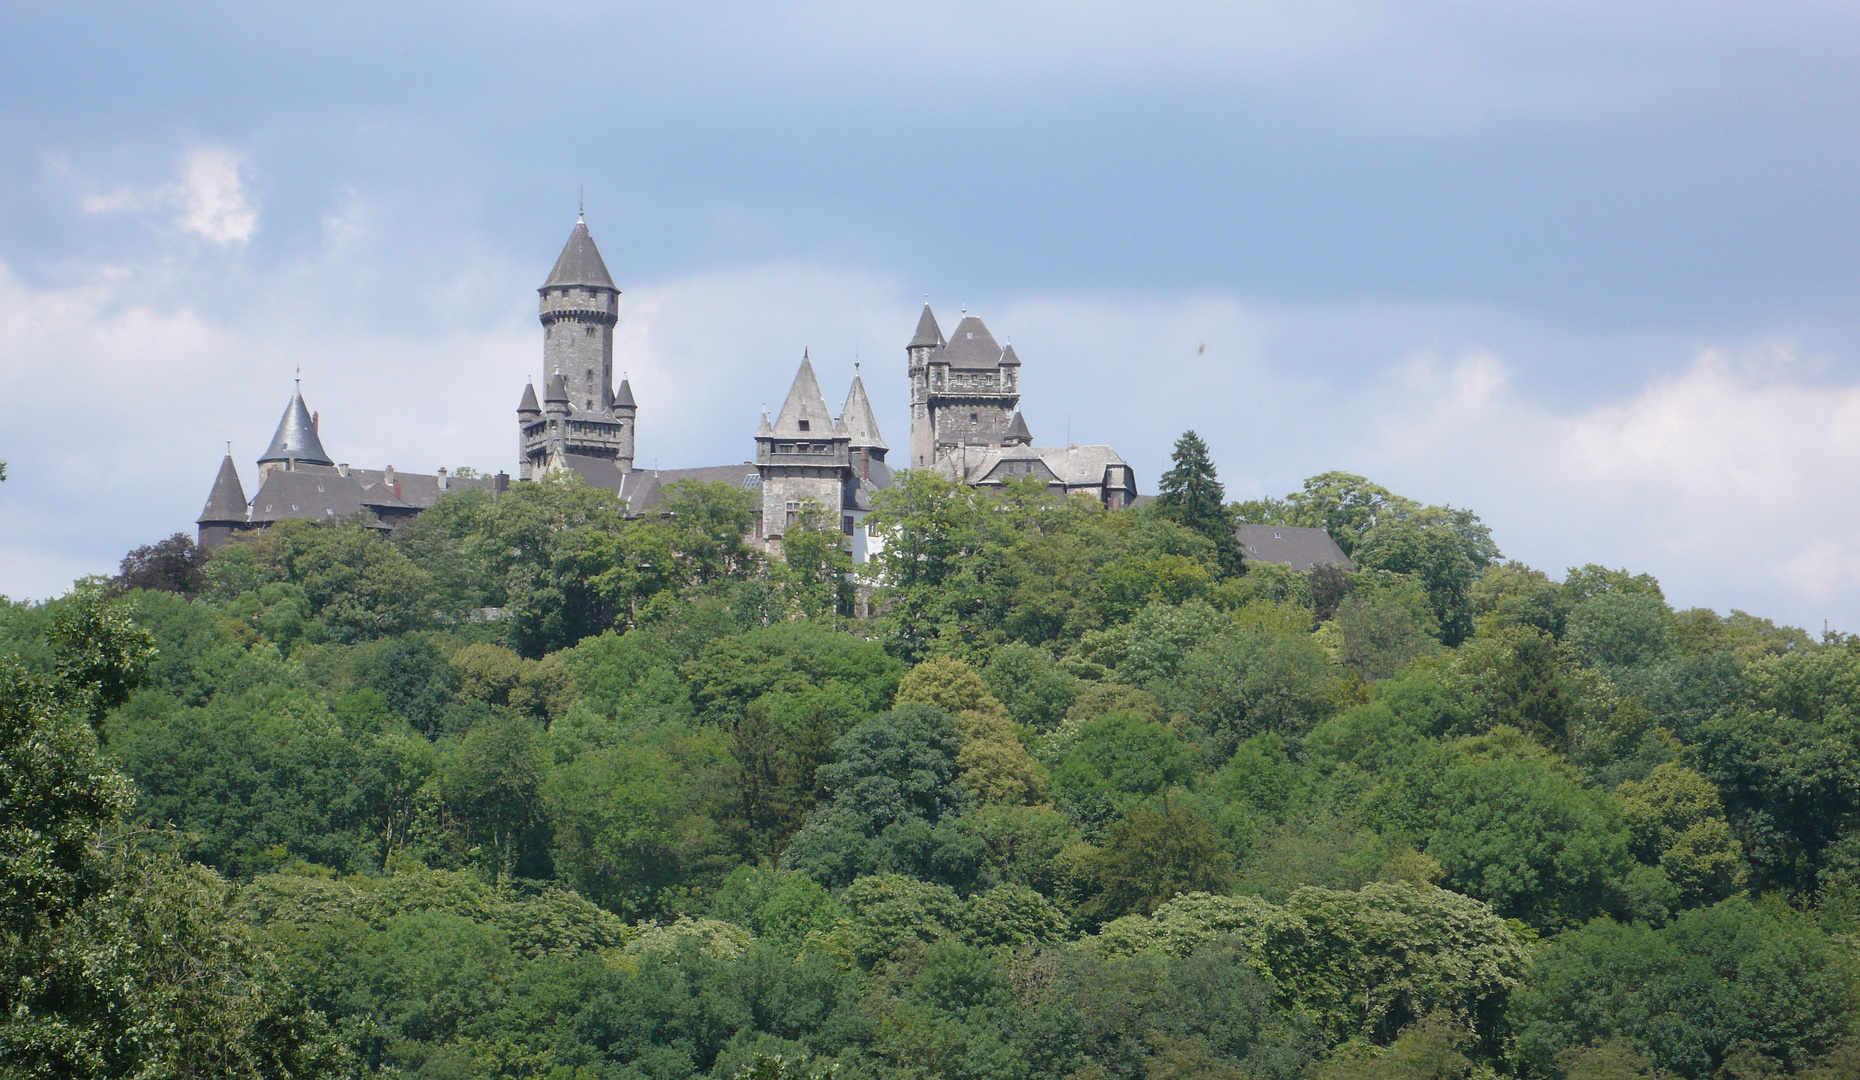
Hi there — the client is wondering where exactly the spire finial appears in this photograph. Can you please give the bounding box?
[225,440,231,456]
[578,186,584,223]
[294,365,301,390]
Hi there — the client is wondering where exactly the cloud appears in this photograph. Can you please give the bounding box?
[76,147,257,244]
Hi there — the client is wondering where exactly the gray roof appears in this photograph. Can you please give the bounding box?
[838,372,888,451]
[544,370,569,403]
[1000,343,1022,367]
[961,444,1131,490]
[542,219,617,291]
[344,466,495,509]
[933,315,1005,369]
[616,463,764,515]
[197,454,249,524]
[257,388,334,466]
[248,469,376,525]
[1003,411,1033,446]
[1235,524,1355,572]
[612,378,636,408]
[769,353,838,439]
[517,382,541,414]
[910,304,944,348]
[246,463,494,525]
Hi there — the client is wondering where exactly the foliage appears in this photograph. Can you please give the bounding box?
[1510,899,1856,1078]
[1155,430,1245,577]
[17,468,1860,1079]
[111,532,207,597]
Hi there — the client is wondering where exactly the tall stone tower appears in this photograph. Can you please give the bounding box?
[756,351,849,544]
[905,304,1020,473]
[519,215,636,479]
[906,304,943,469]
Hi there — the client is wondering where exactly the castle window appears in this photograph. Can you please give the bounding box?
[798,420,810,431]
[586,326,595,337]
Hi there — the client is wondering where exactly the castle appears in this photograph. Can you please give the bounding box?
[197,217,1137,559]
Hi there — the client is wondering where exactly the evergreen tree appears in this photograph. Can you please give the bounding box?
[1157,430,1245,576]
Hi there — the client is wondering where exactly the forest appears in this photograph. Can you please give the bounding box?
[5,435,1860,1080]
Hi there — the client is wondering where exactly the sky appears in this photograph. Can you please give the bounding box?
[2,1,1858,632]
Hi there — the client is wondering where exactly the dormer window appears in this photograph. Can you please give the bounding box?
[798,420,810,431]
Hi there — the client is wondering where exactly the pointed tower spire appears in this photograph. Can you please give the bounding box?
[517,381,541,416]
[198,453,249,524]
[1003,410,1033,447]
[910,303,944,349]
[839,369,888,453]
[771,351,835,438]
[257,384,334,471]
[542,218,616,290]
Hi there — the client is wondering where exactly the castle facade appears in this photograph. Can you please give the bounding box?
[198,217,1136,557]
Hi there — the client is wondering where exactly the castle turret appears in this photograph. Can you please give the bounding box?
[541,215,618,411]
[756,351,851,542]
[839,366,888,481]
[907,304,943,469]
[1003,410,1033,447]
[257,382,334,479]
[907,310,1021,477]
[521,216,634,480]
[196,451,250,550]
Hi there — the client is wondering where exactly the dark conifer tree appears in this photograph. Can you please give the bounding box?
[1157,430,1245,576]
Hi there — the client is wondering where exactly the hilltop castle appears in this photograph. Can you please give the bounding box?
[197,217,1136,558]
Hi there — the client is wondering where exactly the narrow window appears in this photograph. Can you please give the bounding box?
[798,419,810,431]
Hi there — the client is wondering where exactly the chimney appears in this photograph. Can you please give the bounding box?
[494,471,510,494]
[337,463,349,477]
[437,466,448,492]
[312,411,319,431]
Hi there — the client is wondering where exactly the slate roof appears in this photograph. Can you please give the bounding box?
[933,315,1006,370]
[544,370,569,403]
[248,469,376,525]
[910,304,944,349]
[612,378,636,408]
[542,219,617,291]
[616,463,764,515]
[245,464,495,526]
[517,382,541,414]
[1235,524,1355,572]
[258,389,334,466]
[769,353,838,439]
[197,455,249,524]
[344,467,495,510]
[839,373,888,451]
[999,343,1021,367]
[1003,411,1033,446]
[959,444,1129,489]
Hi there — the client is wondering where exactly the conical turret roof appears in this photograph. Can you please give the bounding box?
[909,304,944,349]
[517,381,541,414]
[257,387,334,466]
[1000,342,1022,367]
[1004,411,1033,446]
[937,315,1005,369]
[839,371,888,451]
[612,378,636,408]
[197,454,249,524]
[544,370,570,403]
[541,218,616,291]
[770,352,837,439]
